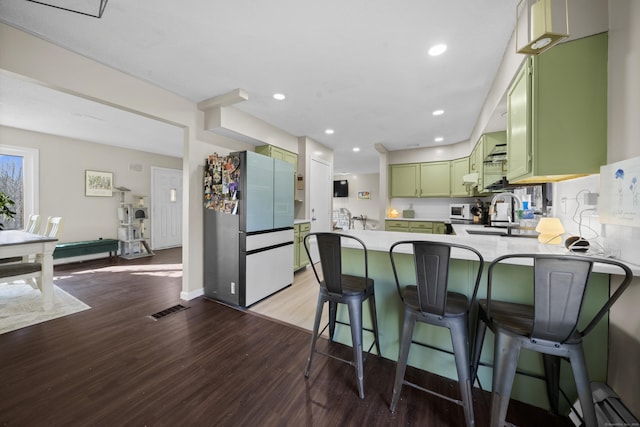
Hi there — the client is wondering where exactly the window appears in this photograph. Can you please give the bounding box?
[0,145,39,230]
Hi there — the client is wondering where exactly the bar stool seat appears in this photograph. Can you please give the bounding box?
[303,232,381,399]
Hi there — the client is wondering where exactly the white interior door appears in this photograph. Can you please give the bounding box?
[308,158,332,263]
[151,167,182,249]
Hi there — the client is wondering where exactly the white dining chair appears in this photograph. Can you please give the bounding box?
[24,214,42,234]
[43,216,64,239]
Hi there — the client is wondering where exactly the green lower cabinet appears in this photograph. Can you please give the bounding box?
[294,222,310,271]
[385,220,409,232]
[334,249,609,413]
[409,221,432,233]
[432,222,447,234]
[386,220,446,234]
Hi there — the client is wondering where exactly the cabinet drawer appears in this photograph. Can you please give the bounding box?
[298,222,311,233]
[385,220,409,232]
[409,221,433,233]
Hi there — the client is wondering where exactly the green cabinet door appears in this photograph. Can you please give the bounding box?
[450,157,470,197]
[293,224,300,270]
[389,164,420,198]
[432,222,447,235]
[507,61,532,181]
[298,222,310,268]
[294,222,311,270]
[507,33,607,184]
[420,161,450,197]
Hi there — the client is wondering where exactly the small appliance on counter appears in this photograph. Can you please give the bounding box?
[449,203,473,221]
[470,199,489,225]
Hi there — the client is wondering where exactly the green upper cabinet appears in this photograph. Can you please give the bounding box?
[507,32,608,184]
[420,161,450,197]
[450,157,470,197]
[389,163,420,198]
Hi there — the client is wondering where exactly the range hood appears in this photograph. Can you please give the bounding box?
[462,172,479,186]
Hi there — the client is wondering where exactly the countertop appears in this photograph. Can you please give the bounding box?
[385,216,452,222]
[339,224,640,276]
[294,219,311,224]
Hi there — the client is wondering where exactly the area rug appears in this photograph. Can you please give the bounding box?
[0,282,91,335]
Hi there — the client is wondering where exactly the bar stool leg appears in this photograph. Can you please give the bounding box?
[347,297,365,399]
[328,301,337,341]
[368,292,382,356]
[568,346,598,427]
[305,293,325,378]
[470,315,488,386]
[390,307,416,412]
[542,354,561,414]
[450,319,475,427]
[490,332,521,427]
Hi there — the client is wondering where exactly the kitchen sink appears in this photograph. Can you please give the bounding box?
[465,227,539,238]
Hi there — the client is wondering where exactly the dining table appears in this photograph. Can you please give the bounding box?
[0,230,58,310]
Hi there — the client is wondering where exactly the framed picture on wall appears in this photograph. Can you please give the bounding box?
[358,191,370,200]
[85,170,113,197]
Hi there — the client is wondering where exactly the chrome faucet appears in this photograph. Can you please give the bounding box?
[490,192,523,227]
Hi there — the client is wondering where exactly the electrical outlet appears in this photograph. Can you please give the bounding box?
[584,192,599,206]
[230,282,235,294]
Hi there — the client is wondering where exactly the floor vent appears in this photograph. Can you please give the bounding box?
[149,304,189,320]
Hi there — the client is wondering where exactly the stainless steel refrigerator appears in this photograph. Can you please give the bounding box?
[203,150,294,307]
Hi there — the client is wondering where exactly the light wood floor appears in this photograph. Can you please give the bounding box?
[250,265,328,334]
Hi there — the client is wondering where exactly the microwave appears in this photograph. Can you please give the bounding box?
[449,203,473,220]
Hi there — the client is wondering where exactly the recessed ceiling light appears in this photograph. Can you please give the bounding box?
[532,37,552,50]
[432,109,445,116]
[428,44,447,56]
[434,137,444,142]
[273,93,286,100]
[325,129,334,135]
[353,147,360,152]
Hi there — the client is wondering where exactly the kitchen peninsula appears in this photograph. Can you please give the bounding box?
[326,224,640,411]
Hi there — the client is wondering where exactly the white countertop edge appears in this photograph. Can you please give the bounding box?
[385,217,453,222]
[335,226,640,277]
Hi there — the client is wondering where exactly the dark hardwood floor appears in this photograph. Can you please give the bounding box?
[0,248,573,426]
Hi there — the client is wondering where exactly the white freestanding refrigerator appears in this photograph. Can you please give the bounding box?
[203,151,294,308]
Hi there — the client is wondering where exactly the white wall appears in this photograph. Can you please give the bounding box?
[605,0,640,416]
[0,22,253,298]
[331,173,380,230]
[1,126,181,244]
[388,140,471,165]
[297,136,333,221]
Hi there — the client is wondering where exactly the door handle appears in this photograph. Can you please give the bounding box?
[311,208,316,221]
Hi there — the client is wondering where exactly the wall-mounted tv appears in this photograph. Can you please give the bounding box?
[333,180,349,197]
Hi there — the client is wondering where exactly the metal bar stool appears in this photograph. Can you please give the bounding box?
[470,254,633,427]
[303,232,381,399]
[389,240,484,427]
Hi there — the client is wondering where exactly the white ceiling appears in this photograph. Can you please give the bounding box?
[0,0,514,174]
